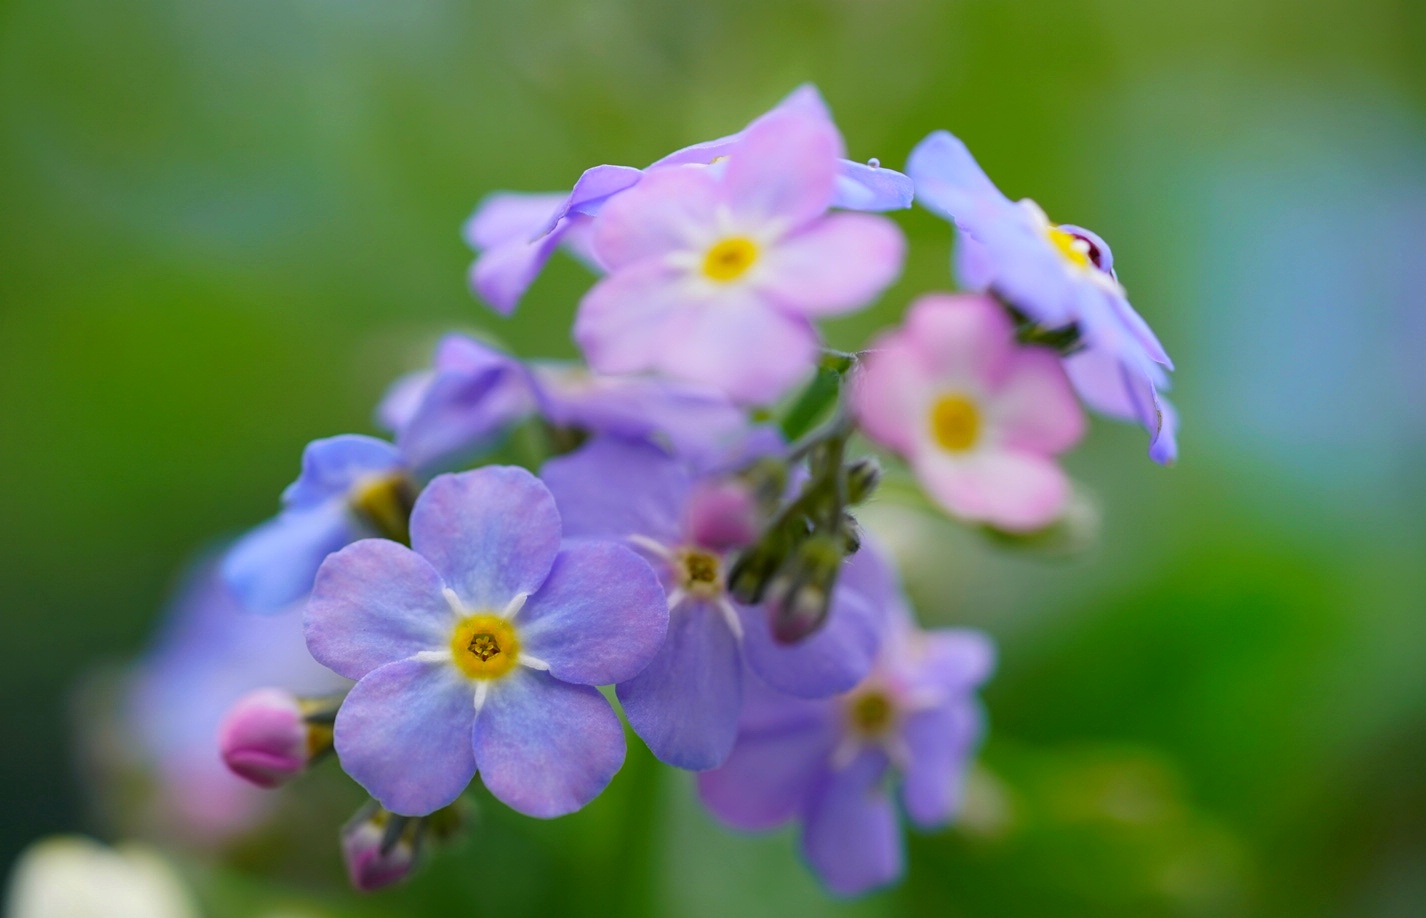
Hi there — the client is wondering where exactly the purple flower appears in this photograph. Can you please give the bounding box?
[121,559,346,842]
[906,130,1178,464]
[698,601,995,897]
[465,84,915,315]
[378,333,763,471]
[222,435,412,612]
[575,108,906,404]
[304,466,667,817]
[541,438,890,770]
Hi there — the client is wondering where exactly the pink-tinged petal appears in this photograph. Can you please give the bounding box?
[851,337,934,455]
[900,293,1015,386]
[617,601,742,770]
[305,540,452,680]
[760,214,906,317]
[333,659,477,816]
[987,348,1086,454]
[474,668,625,818]
[801,751,904,897]
[697,696,836,830]
[464,192,566,249]
[409,468,561,611]
[647,297,820,405]
[899,701,982,829]
[517,542,668,686]
[591,167,722,270]
[724,109,842,230]
[574,261,692,377]
[913,449,1070,532]
[469,229,567,316]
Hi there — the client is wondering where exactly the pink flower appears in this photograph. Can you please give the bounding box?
[574,109,906,405]
[853,294,1085,531]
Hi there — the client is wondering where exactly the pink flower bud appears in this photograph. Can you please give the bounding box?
[217,688,308,788]
[341,815,417,892]
[685,479,761,552]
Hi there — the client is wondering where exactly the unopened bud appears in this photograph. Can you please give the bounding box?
[341,807,422,892]
[845,458,882,505]
[766,535,843,644]
[218,688,334,788]
[685,479,761,552]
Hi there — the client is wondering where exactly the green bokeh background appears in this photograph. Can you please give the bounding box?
[3,0,1424,915]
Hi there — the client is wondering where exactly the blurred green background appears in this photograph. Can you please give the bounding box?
[3,0,1424,915]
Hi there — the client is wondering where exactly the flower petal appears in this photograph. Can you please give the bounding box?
[741,543,891,698]
[724,109,842,230]
[222,501,352,612]
[333,658,477,816]
[986,347,1086,454]
[474,668,625,818]
[760,214,906,317]
[617,601,742,770]
[409,467,562,612]
[305,539,452,680]
[591,167,722,270]
[540,437,690,546]
[913,449,1070,532]
[517,541,668,686]
[801,751,903,897]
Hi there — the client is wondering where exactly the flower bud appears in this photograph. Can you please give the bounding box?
[685,479,761,552]
[341,808,421,892]
[218,688,332,788]
[766,534,843,644]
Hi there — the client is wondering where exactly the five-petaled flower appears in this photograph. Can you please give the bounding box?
[907,130,1178,464]
[304,466,668,817]
[573,108,906,404]
[854,294,1086,531]
[699,588,994,897]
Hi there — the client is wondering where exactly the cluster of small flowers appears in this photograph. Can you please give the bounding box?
[210,85,1176,896]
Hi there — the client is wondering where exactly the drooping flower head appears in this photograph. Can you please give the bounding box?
[854,294,1086,531]
[699,589,995,896]
[304,466,667,817]
[907,130,1178,464]
[222,435,413,612]
[542,437,890,770]
[575,108,907,404]
[465,84,914,315]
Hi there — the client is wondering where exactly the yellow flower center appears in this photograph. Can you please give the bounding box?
[702,237,759,282]
[449,614,520,680]
[846,689,896,738]
[676,549,723,600]
[1048,226,1092,270]
[929,394,981,452]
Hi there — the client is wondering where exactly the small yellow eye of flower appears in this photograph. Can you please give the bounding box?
[929,395,981,452]
[847,690,895,737]
[1048,227,1092,270]
[450,614,520,680]
[702,237,759,282]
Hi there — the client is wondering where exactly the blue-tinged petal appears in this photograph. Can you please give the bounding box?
[617,601,742,770]
[741,542,892,698]
[517,541,668,686]
[474,668,625,818]
[833,160,915,212]
[906,130,1012,227]
[540,437,690,546]
[697,682,836,830]
[334,658,477,817]
[800,751,903,897]
[281,435,404,510]
[305,539,453,680]
[222,502,352,612]
[409,467,562,612]
[899,699,982,829]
